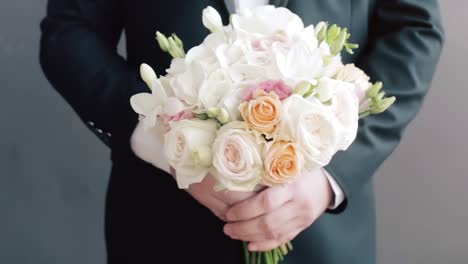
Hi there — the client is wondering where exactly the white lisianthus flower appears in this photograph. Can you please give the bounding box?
[274,38,341,85]
[280,94,341,169]
[316,79,359,150]
[211,122,264,192]
[273,40,321,84]
[164,119,218,189]
[202,6,224,33]
[232,5,304,38]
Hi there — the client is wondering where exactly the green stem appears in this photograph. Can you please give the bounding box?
[250,251,256,264]
[280,244,288,255]
[243,242,250,264]
[286,242,293,251]
[273,249,279,263]
[267,251,275,264]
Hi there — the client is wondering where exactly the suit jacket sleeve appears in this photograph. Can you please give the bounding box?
[40,0,147,148]
[325,0,445,212]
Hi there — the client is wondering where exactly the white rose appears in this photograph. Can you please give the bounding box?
[202,6,223,33]
[280,94,341,169]
[316,79,359,151]
[212,122,263,191]
[164,119,218,189]
[232,6,304,39]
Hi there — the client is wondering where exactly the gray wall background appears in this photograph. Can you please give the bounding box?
[0,1,466,263]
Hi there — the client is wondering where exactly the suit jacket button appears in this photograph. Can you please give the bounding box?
[88,121,95,127]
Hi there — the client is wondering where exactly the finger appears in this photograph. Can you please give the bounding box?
[226,185,292,222]
[248,228,302,252]
[218,190,258,206]
[224,202,297,242]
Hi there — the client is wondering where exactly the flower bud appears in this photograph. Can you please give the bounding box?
[140,63,157,90]
[373,96,396,114]
[168,37,185,58]
[294,81,312,96]
[207,107,230,124]
[331,28,347,55]
[315,22,328,42]
[367,82,383,98]
[202,6,223,33]
[326,24,340,43]
[156,31,170,52]
[171,34,184,49]
[216,108,230,124]
[207,107,220,118]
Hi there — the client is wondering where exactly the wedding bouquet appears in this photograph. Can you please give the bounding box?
[130,5,395,264]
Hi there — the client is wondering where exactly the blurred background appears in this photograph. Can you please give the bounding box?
[0,1,466,263]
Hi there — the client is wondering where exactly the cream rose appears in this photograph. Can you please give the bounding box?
[211,122,263,192]
[280,95,341,169]
[263,140,303,186]
[164,119,218,189]
[239,90,282,139]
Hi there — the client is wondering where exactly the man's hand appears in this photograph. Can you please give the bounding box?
[131,121,256,221]
[222,168,333,251]
[182,171,256,221]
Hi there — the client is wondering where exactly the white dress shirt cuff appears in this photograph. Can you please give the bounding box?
[322,169,346,209]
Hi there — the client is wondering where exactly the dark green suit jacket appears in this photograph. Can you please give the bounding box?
[40,0,444,263]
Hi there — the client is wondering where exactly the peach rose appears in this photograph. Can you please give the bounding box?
[239,90,281,139]
[263,140,303,186]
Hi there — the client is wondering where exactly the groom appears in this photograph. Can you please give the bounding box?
[40,0,444,263]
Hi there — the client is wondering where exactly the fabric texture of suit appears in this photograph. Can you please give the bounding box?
[40,0,444,263]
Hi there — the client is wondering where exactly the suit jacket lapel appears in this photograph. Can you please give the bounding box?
[223,0,236,14]
[270,0,289,7]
